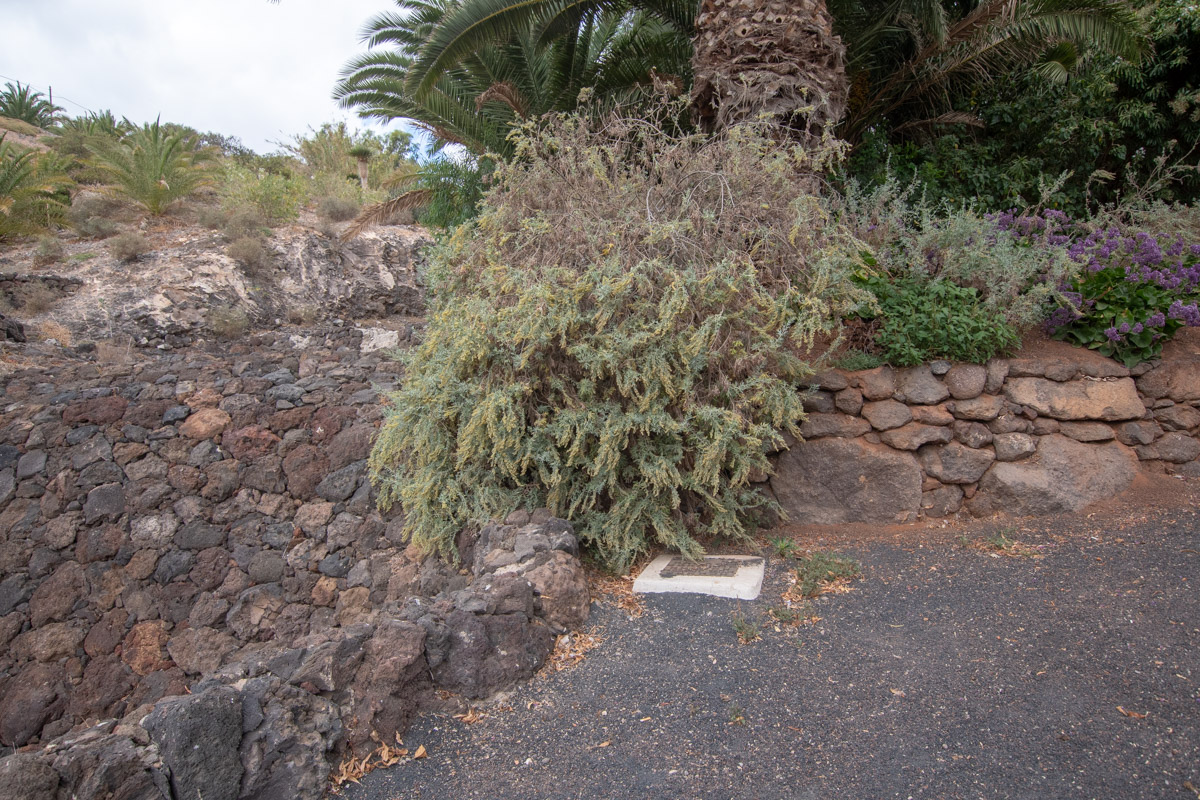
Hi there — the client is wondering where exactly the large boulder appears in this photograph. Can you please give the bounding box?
[1004,377,1144,421]
[969,434,1139,516]
[144,686,244,800]
[770,437,922,524]
[1137,358,1200,402]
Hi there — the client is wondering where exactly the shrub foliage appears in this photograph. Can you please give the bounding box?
[370,108,868,571]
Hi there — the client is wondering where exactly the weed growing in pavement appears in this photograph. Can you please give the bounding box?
[732,612,760,644]
[726,704,746,725]
[769,536,799,560]
[792,551,861,598]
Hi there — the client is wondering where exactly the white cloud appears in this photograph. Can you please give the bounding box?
[0,0,409,153]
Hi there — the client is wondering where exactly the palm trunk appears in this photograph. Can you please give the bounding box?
[690,0,848,139]
[356,158,370,190]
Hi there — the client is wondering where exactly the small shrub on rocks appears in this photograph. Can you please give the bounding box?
[210,304,250,339]
[219,163,306,225]
[226,235,272,277]
[32,235,63,266]
[317,195,360,222]
[107,231,150,263]
[223,208,270,241]
[370,105,869,572]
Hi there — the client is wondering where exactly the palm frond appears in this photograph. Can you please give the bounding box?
[342,188,435,240]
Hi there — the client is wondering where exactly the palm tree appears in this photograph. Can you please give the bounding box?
[335,0,693,157]
[0,134,72,240]
[0,82,63,128]
[831,0,1146,143]
[86,119,215,215]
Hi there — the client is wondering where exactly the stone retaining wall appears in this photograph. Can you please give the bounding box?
[0,329,588,800]
[767,355,1200,524]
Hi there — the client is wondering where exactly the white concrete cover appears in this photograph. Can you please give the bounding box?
[633,554,765,600]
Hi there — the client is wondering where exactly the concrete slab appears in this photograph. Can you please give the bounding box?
[633,554,764,600]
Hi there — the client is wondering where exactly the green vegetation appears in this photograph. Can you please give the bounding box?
[0,82,62,128]
[854,274,1020,365]
[107,231,150,263]
[0,134,71,241]
[86,119,215,215]
[369,108,870,571]
[793,551,862,598]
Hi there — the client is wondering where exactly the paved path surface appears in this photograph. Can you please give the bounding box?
[344,506,1200,800]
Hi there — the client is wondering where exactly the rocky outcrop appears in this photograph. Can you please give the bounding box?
[769,354,1200,522]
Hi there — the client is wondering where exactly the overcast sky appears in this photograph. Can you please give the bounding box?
[0,0,410,154]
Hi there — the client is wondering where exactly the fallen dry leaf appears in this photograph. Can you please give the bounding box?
[454,708,486,724]
[413,745,428,759]
[1116,706,1149,719]
[889,688,906,698]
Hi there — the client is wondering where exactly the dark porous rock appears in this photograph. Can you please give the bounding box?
[243,455,286,494]
[48,727,170,800]
[226,425,281,461]
[327,424,377,471]
[950,394,1004,421]
[282,445,330,499]
[879,423,954,451]
[0,751,60,800]
[237,683,342,800]
[291,629,371,693]
[0,445,18,471]
[917,442,994,484]
[175,519,226,550]
[1004,377,1144,421]
[798,413,871,439]
[348,620,428,748]
[861,400,911,431]
[1058,421,1115,442]
[988,412,1032,435]
[84,609,130,658]
[248,550,287,584]
[0,468,13,507]
[801,390,835,414]
[166,628,238,676]
[1136,358,1200,402]
[17,449,48,479]
[318,551,353,578]
[11,621,87,663]
[29,561,87,627]
[943,364,987,399]
[522,549,590,631]
[76,524,125,564]
[771,437,922,524]
[316,461,366,502]
[992,432,1037,462]
[145,686,244,800]
[0,661,69,746]
[430,609,554,699]
[1154,404,1200,432]
[854,366,896,401]
[201,460,240,503]
[897,365,950,405]
[69,654,137,720]
[62,395,128,426]
[1156,432,1200,464]
[226,584,286,642]
[952,420,993,449]
[921,485,964,517]
[83,483,125,524]
[1114,420,1163,447]
[834,388,863,416]
[969,435,1138,517]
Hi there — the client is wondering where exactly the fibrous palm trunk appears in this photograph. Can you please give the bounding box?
[691,0,848,138]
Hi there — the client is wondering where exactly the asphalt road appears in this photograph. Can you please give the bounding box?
[343,506,1200,800]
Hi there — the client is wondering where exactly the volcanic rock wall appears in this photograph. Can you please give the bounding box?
[768,355,1200,524]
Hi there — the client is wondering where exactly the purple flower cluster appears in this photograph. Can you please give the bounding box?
[1169,300,1200,326]
[1065,227,1200,291]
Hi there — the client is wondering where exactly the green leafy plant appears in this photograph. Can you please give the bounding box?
[769,536,799,560]
[833,348,885,371]
[732,613,760,644]
[1045,226,1200,366]
[854,274,1019,365]
[87,119,215,215]
[793,551,861,598]
[369,107,868,572]
[0,134,71,240]
[0,82,62,128]
[218,163,306,225]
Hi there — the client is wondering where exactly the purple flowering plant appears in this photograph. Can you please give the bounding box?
[995,210,1200,367]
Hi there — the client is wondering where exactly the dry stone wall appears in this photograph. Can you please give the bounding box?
[0,328,588,800]
[766,355,1200,524]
